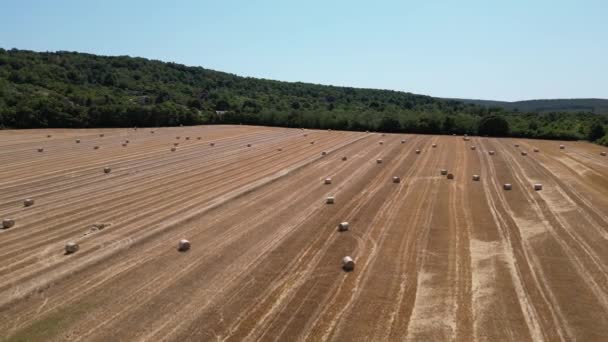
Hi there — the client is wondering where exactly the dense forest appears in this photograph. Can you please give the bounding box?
[453,98,608,114]
[1,48,607,146]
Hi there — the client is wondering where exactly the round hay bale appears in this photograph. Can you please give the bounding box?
[447,173,454,180]
[176,136,181,140]
[379,141,384,145]
[440,169,448,175]
[24,198,35,207]
[278,148,283,151]
[37,148,44,152]
[432,144,437,148]
[197,137,202,140]
[47,134,52,138]
[393,176,401,183]
[171,147,177,152]
[470,146,476,150]
[76,139,81,143]
[185,137,190,140]
[104,167,111,174]
[99,133,105,137]
[174,142,179,146]
[376,159,383,164]
[338,222,349,232]
[322,151,327,156]
[150,130,155,134]
[533,148,540,152]
[415,149,421,154]
[2,219,15,229]
[560,145,565,149]
[304,133,308,137]
[401,139,406,144]
[342,256,355,272]
[504,183,512,190]
[247,144,252,147]
[601,152,607,156]
[472,174,480,181]
[324,178,332,184]
[310,141,315,144]
[209,142,215,146]
[514,144,519,147]
[122,143,128,147]
[534,183,543,191]
[342,156,347,161]
[65,242,79,254]
[521,151,528,156]
[93,146,99,150]
[326,196,335,204]
[125,140,129,144]
[178,239,191,252]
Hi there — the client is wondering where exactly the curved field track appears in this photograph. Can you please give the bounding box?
[1,125,607,341]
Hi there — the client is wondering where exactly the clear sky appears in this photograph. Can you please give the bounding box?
[1,0,606,101]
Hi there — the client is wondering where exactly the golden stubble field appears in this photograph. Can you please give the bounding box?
[0,125,607,341]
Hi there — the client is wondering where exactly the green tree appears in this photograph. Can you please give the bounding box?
[588,121,605,141]
[478,115,510,137]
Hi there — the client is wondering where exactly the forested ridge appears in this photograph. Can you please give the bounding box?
[1,48,607,145]
[453,98,608,115]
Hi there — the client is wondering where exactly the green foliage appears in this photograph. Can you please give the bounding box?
[0,48,607,144]
[478,115,510,137]
[588,121,606,142]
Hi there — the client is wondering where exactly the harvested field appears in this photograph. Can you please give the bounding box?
[0,125,607,341]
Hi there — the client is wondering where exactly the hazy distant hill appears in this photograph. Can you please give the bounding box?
[451,98,608,114]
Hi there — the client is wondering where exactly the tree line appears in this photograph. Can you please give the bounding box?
[1,48,607,145]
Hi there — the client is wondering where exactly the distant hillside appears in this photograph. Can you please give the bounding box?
[452,98,608,114]
[0,48,607,145]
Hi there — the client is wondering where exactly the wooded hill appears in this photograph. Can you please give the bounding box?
[1,48,607,145]
[452,98,608,114]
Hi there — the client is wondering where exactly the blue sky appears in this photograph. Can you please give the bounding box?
[1,0,606,101]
